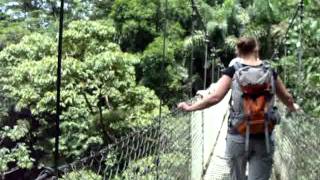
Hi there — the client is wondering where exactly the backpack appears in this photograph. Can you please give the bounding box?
[229,59,280,153]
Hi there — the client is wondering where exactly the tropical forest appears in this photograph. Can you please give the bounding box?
[0,0,319,179]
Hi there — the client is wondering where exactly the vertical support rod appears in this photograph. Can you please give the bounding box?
[284,35,288,83]
[298,0,304,74]
[296,1,304,176]
[190,1,196,97]
[212,49,216,83]
[55,0,65,175]
[156,117,161,180]
[202,29,207,170]
[159,0,168,119]
[189,112,192,179]
[189,1,196,178]
[201,111,204,173]
[203,32,208,90]
[157,0,168,179]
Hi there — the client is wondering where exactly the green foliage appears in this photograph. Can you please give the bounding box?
[0,33,56,66]
[114,153,188,180]
[90,0,115,19]
[0,148,12,172]
[63,20,118,60]
[1,49,160,158]
[140,37,188,106]
[166,0,192,31]
[183,30,206,51]
[1,120,30,141]
[0,19,161,169]
[206,0,236,35]
[110,0,160,52]
[0,144,34,173]
[110,0,191,52]
[0,0,319,178]
[250,0,276,24]
[61,170,103,180]
[0,20,29,50]
[276,56,320,116]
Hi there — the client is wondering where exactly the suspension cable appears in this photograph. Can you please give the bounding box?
[190,0,206,31]
[190,0,210,89]
[189,2,197,178]
[203,31,209,89]
[298,0,304,74]
[190,0,209,174]
[55,0,65,175]
[156,0,168,179]
[190,0,211,91]
[190,1,196,97]
[270,3,300,60]
[159,0,168,119]
[211,48,216,83]
[283,34,288,83]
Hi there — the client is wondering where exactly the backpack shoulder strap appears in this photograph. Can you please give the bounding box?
[229,57,243,67]
[229,58,243,112]
[233,61,243,71]
[261,59,272,69]
[261,60,276,94]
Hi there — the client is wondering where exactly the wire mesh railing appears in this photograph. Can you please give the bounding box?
[273,106,319,180]
[34,109,191,180]
[33,87,231,180]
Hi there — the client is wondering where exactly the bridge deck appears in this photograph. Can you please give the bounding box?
[203,111,230,180]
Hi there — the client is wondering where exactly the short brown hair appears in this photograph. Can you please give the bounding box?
[236,37,259,56]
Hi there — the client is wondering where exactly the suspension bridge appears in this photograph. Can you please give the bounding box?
[1,0,319,179]
[26,85,316,180]
[2,83,318,180]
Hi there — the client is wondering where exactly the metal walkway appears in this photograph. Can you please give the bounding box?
[203,111,229,180]
[191,88,231,180]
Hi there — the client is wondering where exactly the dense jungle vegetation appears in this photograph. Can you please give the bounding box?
[0,0,319,178]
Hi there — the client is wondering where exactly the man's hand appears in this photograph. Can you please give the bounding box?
[177,102,192,112]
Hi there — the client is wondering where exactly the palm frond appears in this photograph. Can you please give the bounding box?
[197,1,215,23]
[242,24,268,39]
[183,30,205,50]
[235,7,250,26]
[225,35,238,50]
